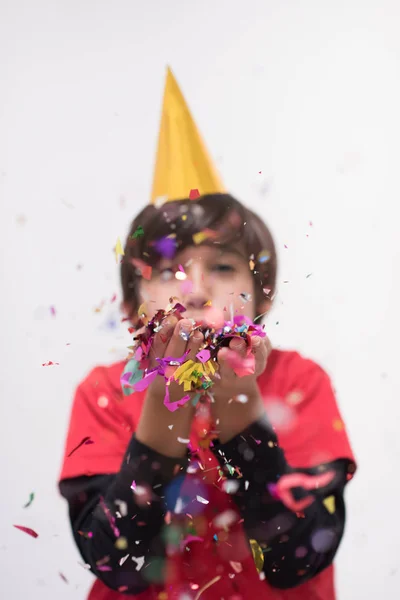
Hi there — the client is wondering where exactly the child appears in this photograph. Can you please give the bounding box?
[58,71,356,600]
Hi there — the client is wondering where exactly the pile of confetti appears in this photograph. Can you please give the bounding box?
[120,300,266,410]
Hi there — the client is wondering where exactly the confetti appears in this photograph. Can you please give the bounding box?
[192,229,217,245]
[50,306,56,316]
[229,561,243,574]
[239,292,252,303]
[236,394,248,404]
[13,525,39,538]
[333,418,344,431]
[23,492,35,508]
[196,495,209,505]
[41,361,60,366]
[131,556,145,571]
[276,471,336,512]
[59,572,68,584]
[323,495,336,514]
[196,349,211,363]
[258,250,271,264]
[115,536,128,550]
[311,528,336,553]
[131,258,152,280]
[131,226,144,239]
[153,235,177,259]
[177,437,190,444]
[67,436,94,458]
[249,539,264,573]
[97,395,109,408]
[189,189,200,200]
[194,576,221,600]
[115,237,125,263]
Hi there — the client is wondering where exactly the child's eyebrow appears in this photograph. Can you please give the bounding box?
[213,243,247,260]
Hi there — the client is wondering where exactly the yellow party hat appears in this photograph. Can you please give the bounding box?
[150,66,225,204]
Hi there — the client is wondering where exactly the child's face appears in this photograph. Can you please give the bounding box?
[136,243,267,325]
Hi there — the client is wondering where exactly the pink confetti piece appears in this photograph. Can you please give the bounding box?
[42,361,60,366]
[50,306,56,316]
[276,471,335,512]
[13,525,39,538]
[165,394,191,412]
[131,369,158,392]
[223,349,255,377]
[99,499,120,538]
[67,436,94,457]
[196,349,211,363]
[180,535,204,551]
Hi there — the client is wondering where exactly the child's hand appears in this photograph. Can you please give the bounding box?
[210,335,272,443]
[135,317,204,457]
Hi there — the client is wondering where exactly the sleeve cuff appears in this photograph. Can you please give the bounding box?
[210,415,288,486]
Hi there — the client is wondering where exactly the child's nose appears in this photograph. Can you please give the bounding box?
[183,264,211,309]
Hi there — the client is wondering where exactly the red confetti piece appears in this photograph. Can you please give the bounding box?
[67,436,94,458]
[110,293,117,303]
[42,361,60,366]
[13,525,39,538]
[189,189,200,200]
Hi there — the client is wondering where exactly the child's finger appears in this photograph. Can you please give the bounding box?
[164,319,194,362]
[150,316,178,367]
[229,337,247,356]
[186,329,204,360]
[216,347,234,381]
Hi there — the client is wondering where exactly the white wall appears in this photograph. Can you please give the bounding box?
[1,0,399,598]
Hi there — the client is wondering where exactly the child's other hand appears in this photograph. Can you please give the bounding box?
[210,335,272,443]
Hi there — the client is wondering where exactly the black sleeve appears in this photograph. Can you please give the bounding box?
[211,414,356,589]
[59,435,189,595]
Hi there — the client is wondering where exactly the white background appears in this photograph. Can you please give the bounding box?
[1,0,399,598]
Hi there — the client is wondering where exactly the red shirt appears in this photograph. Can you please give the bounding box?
[59,349,355,600]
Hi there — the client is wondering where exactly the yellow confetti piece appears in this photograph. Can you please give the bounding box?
[249,259,255,270]
[249,539,264,573]
[203,300,212,307]
[323,495,336,514]
[181,214,188,221]
[115,237,125,263]
[114,537,128,550]
[193,231,209,245]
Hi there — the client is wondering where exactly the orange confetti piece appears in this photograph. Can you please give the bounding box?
[333,418,344,431]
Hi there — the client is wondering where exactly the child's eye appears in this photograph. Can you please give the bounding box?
[213,264,236,273]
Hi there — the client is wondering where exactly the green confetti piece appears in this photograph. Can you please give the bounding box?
[130,226,144,239]
[23,492,35,508]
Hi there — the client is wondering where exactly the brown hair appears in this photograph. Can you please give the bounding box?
[120,193,278,321]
